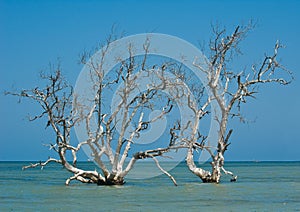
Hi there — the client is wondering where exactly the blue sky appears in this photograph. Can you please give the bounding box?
[1,0,299,161]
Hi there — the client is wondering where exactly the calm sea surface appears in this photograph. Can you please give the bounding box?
[0,161,299,211]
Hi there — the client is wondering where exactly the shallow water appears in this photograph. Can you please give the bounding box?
[0,161,299,211]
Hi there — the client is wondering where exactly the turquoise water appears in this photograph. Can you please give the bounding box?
[0,161,299,211]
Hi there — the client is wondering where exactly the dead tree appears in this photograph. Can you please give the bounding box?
[8,39,182,186]
[187,24,293,183]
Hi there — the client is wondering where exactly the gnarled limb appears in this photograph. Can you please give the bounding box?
[22,158,62,170]
[151,157,177,186]
[186,148,212,183]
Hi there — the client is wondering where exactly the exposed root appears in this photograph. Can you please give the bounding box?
[65,170,106,185]
[221,166,237,182]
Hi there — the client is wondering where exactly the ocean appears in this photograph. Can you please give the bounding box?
[0,161,299,211]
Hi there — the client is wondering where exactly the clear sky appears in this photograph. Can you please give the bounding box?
[1,0,299,161]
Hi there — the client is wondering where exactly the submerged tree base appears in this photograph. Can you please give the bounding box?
[199,175,238,183]
[97,177,125,186]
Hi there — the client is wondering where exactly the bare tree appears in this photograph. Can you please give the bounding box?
[186,24,293,183]
[8,39,182,186]
[8,24,292,186]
